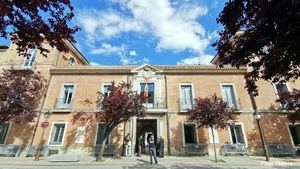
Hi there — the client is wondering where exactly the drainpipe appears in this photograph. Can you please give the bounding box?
[30,73,52,145]
[164,75,171,155]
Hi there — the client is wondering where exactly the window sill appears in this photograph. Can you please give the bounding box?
[51,109,72,113]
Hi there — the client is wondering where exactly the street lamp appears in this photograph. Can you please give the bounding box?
[253,110,270,161]
[34,111,51,161]
[44,111,51,121]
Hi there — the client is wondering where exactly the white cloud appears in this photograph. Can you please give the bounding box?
[76,0,210,54]
[88,42,147,65]
[129,50,137,56]
[118,50,149,65]
[208,30,219,40]
[76,9,145,40]
[89,61,100,66]
[124,0,209,52]
[90,43,124,55]
[177,54,214,65]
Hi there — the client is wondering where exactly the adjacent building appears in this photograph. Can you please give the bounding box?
[0,42,299,157]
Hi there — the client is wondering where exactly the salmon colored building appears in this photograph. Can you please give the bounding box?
[0,42,299,157]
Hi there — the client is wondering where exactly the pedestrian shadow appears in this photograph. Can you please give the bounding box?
[123,163,167,169]
[136,158,151,164]
[122,163,221,169]
[170,164,220,169]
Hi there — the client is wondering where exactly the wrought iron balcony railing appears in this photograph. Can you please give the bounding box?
[178,99,194,111]
[54,98,73,110]
[142,97,167,109]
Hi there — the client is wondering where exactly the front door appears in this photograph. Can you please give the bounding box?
[136,119,157,155]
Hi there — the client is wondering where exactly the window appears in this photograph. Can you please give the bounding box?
[0,123,10,144]
[49,123,66,146]
[74,126,85,144]
[183,123,197,145]
[103,85,111,97]
[274,83,289,99]
[96,124,108,145]
[180,85,193,110]
[62,85,74,104]
[68,58,75,66]
[56,84,74,109]
[221,84,238,109]
[273,83,290,108]
[23,49,37,68]
[140,83,154,103]
[229,124,246,144]
[288,124,300,147]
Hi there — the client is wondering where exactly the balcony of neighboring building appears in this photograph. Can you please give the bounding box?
[53,98,73,112]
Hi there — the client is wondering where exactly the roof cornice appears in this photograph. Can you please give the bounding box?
[50,65,247,75]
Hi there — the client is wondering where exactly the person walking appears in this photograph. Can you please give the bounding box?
[148,135,158,164]
[124,133,131,157]
[137,135,143,157]
[157,136,164,157]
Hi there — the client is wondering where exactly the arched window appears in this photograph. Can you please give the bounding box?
[68,57,75,66]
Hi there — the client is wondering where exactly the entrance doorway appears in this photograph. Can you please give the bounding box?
[136,119,157,155]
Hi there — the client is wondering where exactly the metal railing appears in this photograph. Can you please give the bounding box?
[142,97,167,109]
[178,99,194,111]
[54,98,73,110]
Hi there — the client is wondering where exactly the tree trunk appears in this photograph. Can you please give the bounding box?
[96,136,107,162]
[211,127,218,162]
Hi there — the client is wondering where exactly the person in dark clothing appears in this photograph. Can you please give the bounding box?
[148,135,158,164]
[137,135,143,157]
[157,136,164,157]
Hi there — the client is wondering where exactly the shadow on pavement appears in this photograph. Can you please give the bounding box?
[122,163,221,169]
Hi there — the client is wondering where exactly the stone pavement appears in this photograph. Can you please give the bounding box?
[0,156,299,169]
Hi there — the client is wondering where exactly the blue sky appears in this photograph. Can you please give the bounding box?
[0,0,226,66]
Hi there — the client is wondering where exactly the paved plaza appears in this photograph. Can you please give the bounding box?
[0,156,299,169]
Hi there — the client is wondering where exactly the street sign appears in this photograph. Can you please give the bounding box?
[41,121,49,128]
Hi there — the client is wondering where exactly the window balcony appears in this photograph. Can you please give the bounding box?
[178,99,194,112]
[54,98,73,110]
[142,97,167,110]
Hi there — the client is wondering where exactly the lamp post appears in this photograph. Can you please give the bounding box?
[34,111,51,161]
[253,110,270,161]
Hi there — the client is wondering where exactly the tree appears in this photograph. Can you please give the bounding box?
[0,0,79,56]
[187,94,236,162]
[0,69,46,125]
[72,81,146,161]
[214,0,300,95]
[276,88,300,123]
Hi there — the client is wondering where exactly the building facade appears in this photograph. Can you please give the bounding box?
[0,43,299,157]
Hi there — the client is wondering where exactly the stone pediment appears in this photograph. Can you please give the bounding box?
[131,64,163,74]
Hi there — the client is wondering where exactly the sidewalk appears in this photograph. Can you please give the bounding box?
[0,155,299,167]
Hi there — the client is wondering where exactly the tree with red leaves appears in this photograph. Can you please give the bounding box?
[276,89,300,123]
[72,81,146,161]
[0,0,79,56]
[187,94,236,162]
[0,69,46,125]
[214,0,300,95]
